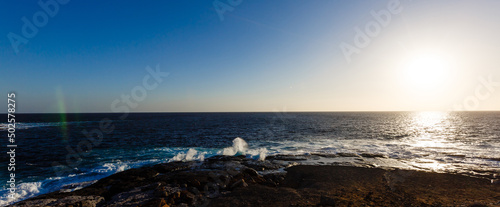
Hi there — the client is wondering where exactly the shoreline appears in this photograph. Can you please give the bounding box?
[11,155,500,207]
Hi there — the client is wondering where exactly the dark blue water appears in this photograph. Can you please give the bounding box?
[1,112,500,205]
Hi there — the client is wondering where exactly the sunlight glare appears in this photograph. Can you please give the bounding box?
[401,52,453,94]
[412,111,448,128]
[409,112,449,147]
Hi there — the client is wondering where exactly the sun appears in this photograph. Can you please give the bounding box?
[401,52,452,93]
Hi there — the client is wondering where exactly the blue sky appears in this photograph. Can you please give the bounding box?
[1,0,500,113]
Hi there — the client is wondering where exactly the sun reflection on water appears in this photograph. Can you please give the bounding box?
[412,111,448,129]
[408,111,451,147]
[405,112,459,171]
[413,159,454,172]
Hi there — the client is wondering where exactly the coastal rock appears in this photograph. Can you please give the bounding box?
[106,184,158,207]
[319,195,337,206]
[261,173,285,187]
[10,198,58,207]
[468,204,488,207]
[179,190,196,204]
[360,153,388,159]
[208,184,302,206]
[11,156,500,207]
[230,179,248,190]
[335,152,360,157]
[266,154,308,161]
[12,195,105,207]
[152,161,193,174]
[242,168,259,177]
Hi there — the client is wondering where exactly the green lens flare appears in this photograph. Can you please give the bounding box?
[56,87,68,140]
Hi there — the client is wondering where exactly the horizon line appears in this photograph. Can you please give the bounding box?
[4,110,500,114]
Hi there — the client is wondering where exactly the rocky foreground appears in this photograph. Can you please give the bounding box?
[11,155,500,207]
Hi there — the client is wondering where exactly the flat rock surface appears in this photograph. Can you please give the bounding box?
[212,165,500,206]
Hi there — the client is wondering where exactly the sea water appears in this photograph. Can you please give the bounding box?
[0,112,499,205]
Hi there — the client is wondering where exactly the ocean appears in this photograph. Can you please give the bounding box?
[1,111,499,206]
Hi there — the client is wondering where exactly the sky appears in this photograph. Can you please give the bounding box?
[1,0,500,113]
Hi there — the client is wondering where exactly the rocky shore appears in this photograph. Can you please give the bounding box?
[11,155,500,207]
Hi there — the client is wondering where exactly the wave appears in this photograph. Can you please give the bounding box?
[0,137,266,206]
[222,137,248,156]
[0,122,62,131]
[0,161,138,206]
[171,148,206,162]
[0,182,42,206]
[0,121,100,131]
[2,136,499,206]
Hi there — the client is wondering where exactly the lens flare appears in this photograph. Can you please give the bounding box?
[56,87,68,140]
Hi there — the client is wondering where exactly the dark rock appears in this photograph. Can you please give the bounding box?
[12,196,105,207]
[154,185,180,199]
[179,190,196,205]
[364,191,373,201]
[230,179,248,190]
[12,156,500,207]
[143,198,170,207]
[152,161,192,174]
[336,153,360,157]
[208,185,302,207]
[106,185,155,207]
[319,195,337,206]
[267,155,308,161]
[360,153,388,159]
[469,204,488,207]
[206,155,246,162]
[310,153,338,158]
[243,168,259,177]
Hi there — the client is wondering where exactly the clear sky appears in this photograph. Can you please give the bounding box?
[1,0,499,113]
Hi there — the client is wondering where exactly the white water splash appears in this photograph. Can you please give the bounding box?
[258,148,268,161]
[171,148,205,162]
[0,182,42,206]
[222,137,248,156]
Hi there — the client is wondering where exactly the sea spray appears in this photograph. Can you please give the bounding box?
[0,182,42,206]
[222,137,248,156]
[172,148,205,162]
[171,137,266,161]
[258,148,268,161]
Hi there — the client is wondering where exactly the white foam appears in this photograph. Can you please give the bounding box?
[222,137,248,156]
[4,135,498,206]
[0,160,160,206]
[258,148,267,161]
[0,182,42,206]
[91,162,129,174]
[261,136,500,176]
[171,148,205,162]
[0,122,62,131]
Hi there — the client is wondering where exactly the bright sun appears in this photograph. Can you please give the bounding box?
[402,53,452,93]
